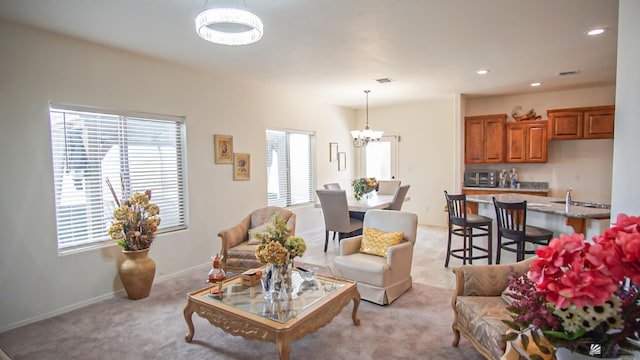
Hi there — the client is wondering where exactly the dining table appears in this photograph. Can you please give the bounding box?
[314,192,409,212]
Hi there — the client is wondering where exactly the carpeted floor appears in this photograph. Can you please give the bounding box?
[0,265,483,359]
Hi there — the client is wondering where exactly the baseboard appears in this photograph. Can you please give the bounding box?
[0,262,210,333]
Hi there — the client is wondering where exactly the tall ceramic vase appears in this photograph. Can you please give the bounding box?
[118,248,156,300]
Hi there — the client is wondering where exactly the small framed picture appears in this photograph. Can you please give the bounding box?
[329,142,339,162]
[214,134,233,164]
[233,153,250,180]
[338,152,346,172]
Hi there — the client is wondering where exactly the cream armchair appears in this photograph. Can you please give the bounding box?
[333,209,418,305]
[218,206,296,273]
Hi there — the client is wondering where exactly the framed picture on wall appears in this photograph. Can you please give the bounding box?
[338,152,346,172]
[233,153,250,180]
[214,134,233,164]
[329,142,339,162]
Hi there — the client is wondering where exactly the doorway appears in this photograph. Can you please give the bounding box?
[365,135,399,180]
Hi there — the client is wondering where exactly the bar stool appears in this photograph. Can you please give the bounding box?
[444,191,493,267]
[492,197,554,264]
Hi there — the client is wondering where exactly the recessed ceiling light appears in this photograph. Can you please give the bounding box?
[476,69,489,75]
[587,27,608,36]
[530,82,542,87]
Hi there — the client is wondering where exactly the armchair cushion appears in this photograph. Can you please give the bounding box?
[247,223,268,245]
[358,226,404,258]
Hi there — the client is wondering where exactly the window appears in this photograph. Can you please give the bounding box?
[266,129,315,207]
[49,103,187,252]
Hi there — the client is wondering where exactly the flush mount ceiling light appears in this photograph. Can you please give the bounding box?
[476,69,490,75]
[195,8,263,46]
[351,90,383,148]
[530,82,542,87]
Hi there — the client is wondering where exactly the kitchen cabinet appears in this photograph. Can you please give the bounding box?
[547,105,615,140]
[464,114,506,163]
[506,120,548,163]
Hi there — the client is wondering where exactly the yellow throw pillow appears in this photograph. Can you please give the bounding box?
[358,227,404,258]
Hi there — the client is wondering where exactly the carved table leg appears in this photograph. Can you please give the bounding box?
[183,301,195,342]
[351,292,361,325]
[276,337,291,360]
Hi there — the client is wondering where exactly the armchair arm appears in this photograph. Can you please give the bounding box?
[453,257,534,297]
[217,215,251,258]
[339,235,363,256]
[387,241,413,282]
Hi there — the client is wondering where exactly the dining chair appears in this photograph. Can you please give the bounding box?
[376,180,401,195]
[386,184,410,210]
[443,191,493,267]
[316,189,364,252]
[492,197,553,263]
[323,183,341,190]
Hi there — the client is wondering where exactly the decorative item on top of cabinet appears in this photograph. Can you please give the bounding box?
[506,120,548,163]
[464,114,506,164]
[547,105,614,140]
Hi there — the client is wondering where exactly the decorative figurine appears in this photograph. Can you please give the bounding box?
[510,168,518,188]
[208,254,226,298]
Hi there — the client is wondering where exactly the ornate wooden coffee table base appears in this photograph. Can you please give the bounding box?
[184,274,360,360]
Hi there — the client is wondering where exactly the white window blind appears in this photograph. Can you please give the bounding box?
[266,129,315,207]
[49,104,187,251]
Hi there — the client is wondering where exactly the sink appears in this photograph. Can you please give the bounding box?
[550,200,611,209]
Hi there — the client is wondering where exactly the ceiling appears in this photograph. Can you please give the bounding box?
[0,0,619,108]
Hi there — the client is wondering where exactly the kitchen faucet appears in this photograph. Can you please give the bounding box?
[566,187,573,211]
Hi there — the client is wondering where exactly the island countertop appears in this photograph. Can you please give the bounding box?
[464,193,611,219]
[465,193,611,236]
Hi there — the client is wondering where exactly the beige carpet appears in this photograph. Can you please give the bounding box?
[0,225,487,359]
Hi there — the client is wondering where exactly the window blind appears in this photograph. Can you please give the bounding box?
[49,104,187,251]
[266,129,315,207]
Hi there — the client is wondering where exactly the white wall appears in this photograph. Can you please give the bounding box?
[351,96,459,226]
[464,86,616,202]
[0,21,356,331]
[611,0,640,220]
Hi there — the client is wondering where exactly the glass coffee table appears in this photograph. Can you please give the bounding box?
[183,268,361,360]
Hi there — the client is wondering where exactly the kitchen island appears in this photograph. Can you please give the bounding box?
[465,193,611,240]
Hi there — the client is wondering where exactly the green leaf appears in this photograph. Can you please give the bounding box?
[539,345,552,355]
[503,332,519,342]
[520,333,530,350]
[530,355,544,360]
[501,319,521,330]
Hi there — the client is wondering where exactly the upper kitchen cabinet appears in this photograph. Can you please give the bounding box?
[547,105,615,140]
[465,114,506,163]
[506,120,548,163]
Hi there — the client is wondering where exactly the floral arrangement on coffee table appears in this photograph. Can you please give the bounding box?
[503,213,640,359]
[254,214,306,266]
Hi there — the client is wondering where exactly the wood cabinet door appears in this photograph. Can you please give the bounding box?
[584,109,614,139]
[506,123,526,163]
[526,122,548,162]
[549,111,583,139]
[465,118,485,163]
[484,117,505,163]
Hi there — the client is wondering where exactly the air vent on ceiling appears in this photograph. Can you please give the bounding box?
[375,78,394,84]
[557,70,580,77]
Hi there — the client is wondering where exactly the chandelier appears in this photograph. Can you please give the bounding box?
[195,8,264,46]
[351,90,383,148]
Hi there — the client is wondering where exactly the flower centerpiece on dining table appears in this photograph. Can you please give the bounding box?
[351,177,378,201]
[503,213,640,359]
[254,214,306,299]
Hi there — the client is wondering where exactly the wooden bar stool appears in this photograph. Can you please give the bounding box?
[444,191,493,267]
[492,197,553,263]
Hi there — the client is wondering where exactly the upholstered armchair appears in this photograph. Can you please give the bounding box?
[451,258,534,360]
[333,209,418,305]
[218,206,296,273]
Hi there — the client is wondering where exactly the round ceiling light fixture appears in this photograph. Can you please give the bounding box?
[586,27,608,36]
[195,8,263,46]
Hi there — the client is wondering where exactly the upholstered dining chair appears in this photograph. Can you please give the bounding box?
[376,180,401,195]
[333,209,418,305]
[492,197,553,264]
[444,191,493,267]
[218,206,296,272]
[316,189,364,252]
[386,184,410,210]
[323,183,341,190]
